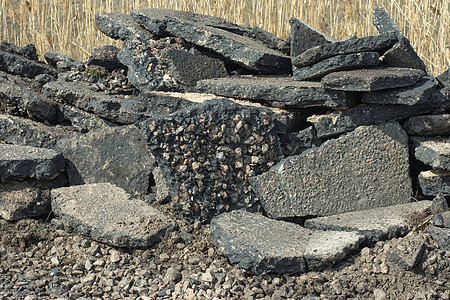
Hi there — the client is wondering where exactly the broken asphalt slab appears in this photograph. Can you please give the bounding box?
[0,49,57,79]
[403,114,450,136]
[95,13,155,41]
[289,17,333,59]
[411,137,450,171]
[418,170,450,196]
[50,183,176,248]
[210,210,364,274]
[250,122,412,218]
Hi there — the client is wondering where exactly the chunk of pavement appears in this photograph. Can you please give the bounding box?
[411,137,450,171]
[0,42,39,61]
[56,125,155,195]
[386,234,427,270]
[362,76,437,105]
[424,226,450,251]
[403,114,450,136]
[293,52,380,81]
[431,193,449,215]
[381,37,428,72]
[44,52,73,68]
[57,103,116,133]
[0,144,65,181]
[436,67,449,88]
[0,50,57,79]
[372,7,401,36]
[321,68,424,92]
[289,17,333,59]
[0,176,67,221]
[418,170,450,196]
[245,26,290,55]
[138,98,283,221]
[210,210,364,274]
[51,183,175,248]
[95,13,155,41]
[279,126,322,156]
[0,114,75,149]
[196,75,357,109]
[304,201,432,243]
[292,32,397,68]
[250,121,412,218]
[86,45,125,72]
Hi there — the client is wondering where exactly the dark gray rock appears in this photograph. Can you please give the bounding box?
[279,126,322,156]
[403,114,450,136]
[431,193,449,214]
[292,33,397,68]
[0,144,65,181]
[250,122,412,218]
[57,103,116,133]
[51,183,176,248]
[245,26,290,55]
[0,42,39,61]
[196,75,357,109]
[362,76,437,105]
[304,201,432,243]
[411,137,450,171]
[424,226,450,251]
[289,17,333,59]
[211,210,364,274]
[0,50,57,79]
[95,13,155,41]
[44,52,73,68]
[321,67,424,91]
[293,52,380,81]
[56,125,155,195]
[386,234,427,270]
[138,98,283,221]
[86,45,125,72]
[437,67,450,87]
[418,170,450,196]
[382,37,428,72]
[372,7,401,36]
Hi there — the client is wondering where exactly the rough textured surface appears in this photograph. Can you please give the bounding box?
[210,210,364,274]
[362,76,437,105]
[289,17,332,59]
[95,13,155,41]
[292,33,397,68]
[403,114,450,136]
[382,37,428,72]
[372,7,402,36]
[304,201,432,243]
[250,122,412,218]
[437,67,450,87]
[86,45,125,72]
[0,50,57,79]
[411,137,450,171]
[293,52,380,81]
[56,125,155,195]
[424,226,450,251]
[418,170,450,196]
[51,183,176,248]
[57,103,115,133]
[386,234,427,270]
[0,144,65,181]
[138,98,283,221]
[321,68,424,92]
[196,75,356,109]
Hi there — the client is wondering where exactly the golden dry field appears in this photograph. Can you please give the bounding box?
[0,0,448,75]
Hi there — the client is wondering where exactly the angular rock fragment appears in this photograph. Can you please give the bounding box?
[436,67,449,87]
[289,17,333,59]
[321,68,424,92]
[386,234,427,270]
[382,37,428,72]
[0,42,39,61]
[293,52,380,81]
[304,201,432,243]
[403,114,450,136]
[411,137,450,171]
[86,45,125,72]
[196,75,356,109]
[95,13,155,41]
[250,122,412,218]
[372,7,401,36]
[138,98,283,221]
[418,170,450,196]
[279,126,322,156]
[51,183,175,248]
[245,26,290,54]
[57,103,115,133]
[424,226,450,251]
[292,33,397,68]
[44,52,74,68]
[211,210,364,274]
[0,144,65,181]
[362,76,436,105]
[0,50,57,79]
[56,125,155,195]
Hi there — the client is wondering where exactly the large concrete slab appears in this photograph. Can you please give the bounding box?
[321,68,424,92]
[250,122,412,218]
[411,137,450,171]
[0,144,65,181]
[293,52,380,81]
[210,210,364,274]
[289,17,333,59]
[95,13,155,41]
[292,33,397,68]
[51,183,176,248]
[304,201,432,243]
[196,76,357,109]
[403,114,450,136]
[418,170,450,196]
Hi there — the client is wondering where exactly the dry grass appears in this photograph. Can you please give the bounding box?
[0,0,448,76]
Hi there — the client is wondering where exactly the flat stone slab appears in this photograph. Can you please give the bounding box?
[411,137,450,171]
[51,183,176,248]
[437,67,450,87]
[304,201,432,243]
[0,50,57,79]
[418,170,450,196]
[95,13,155,41]
[196,76,357,109]
[289,17,333,59]
[403,114,450,136]
[424,226,450,251]
[362,76,437,105]
[250,122,412,218]
[321,68,424,92]
[293,52,380,81]
[292,33,397,68]
[56,125,155,196]
[372,7,401,36]
[0,144,65,181]
[382,37,428,72]
[210,210,364,274]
